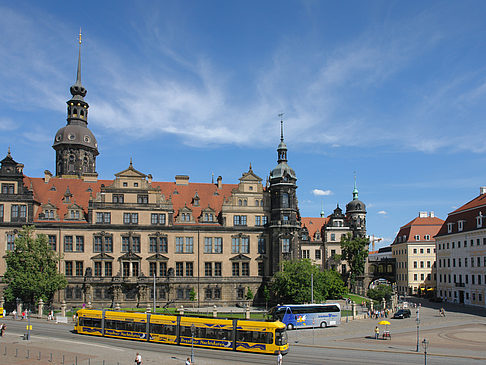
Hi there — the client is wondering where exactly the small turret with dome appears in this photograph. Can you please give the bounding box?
[52,30,98,178]
[346,175,366,235]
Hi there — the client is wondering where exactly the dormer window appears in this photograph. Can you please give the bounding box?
[414,235,420,241]
[458,220,464,232]
[123,182,128,187]
[137,195,148,204]
[193,193,200,207]
[204,213,214,222]
[424,235,430,240]
[69,210,80,220]
[477,213,483,228]
[447,223,454,233]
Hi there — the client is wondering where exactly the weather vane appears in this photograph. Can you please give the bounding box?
[278,113,284,120]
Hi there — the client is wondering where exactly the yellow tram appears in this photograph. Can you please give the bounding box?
[74,309,288,355]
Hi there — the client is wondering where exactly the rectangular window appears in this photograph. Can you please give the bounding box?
[64,236,73,252]
[427,248,430,254]
[258,262,264,276]
[282,238,290,253]
[122,237,130,252]
[1,183,14,194]
[414,274,417,281]
[242,262,250,276]
[420,273,424,280]
[76,236,84,252]
[104,262,112,277]
[234,215,247,226]
[255,216,261,226]
[315,249,321,260]
[123,262,130,277]
[331,233,336,241]
[6,233,15,250]
[176,262,184,276]
[413,248,417,254]
[414,235,420,240]
[214,262,222,276]
[262,216,268,225]
[302,249,310,259]
[232,262,240,276]
[186,262,193,277]
[75,261,84,276]
[185,237,193,253]
[149,237,157,253]
[94,262,102,276]
[258,238,266,254]
[65,261,73,276]
[159,262,167,276]
[112,194,124,203]
[176,237,184,253]
[204,237,213,253]
[205,262,212,276]
[48,235,57,250]
[214,237,222,253]
[131,236,140,253]
[414,261,417,268]
[0,204,3,222]
[232,237,249,254]
[137,195,148,204]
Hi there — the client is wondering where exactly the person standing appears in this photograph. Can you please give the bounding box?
[277,350,283,365]
[374,326,380,340]
[135,352,142,365]
[185,357,192,365]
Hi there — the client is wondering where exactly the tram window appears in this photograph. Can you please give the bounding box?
[151,323,176,336]
[133,322,146,332]
[237,330,272,344]
[80,317,102,328]
[275,328,288,346]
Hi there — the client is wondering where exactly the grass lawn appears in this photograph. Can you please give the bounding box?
[343,293,371,304]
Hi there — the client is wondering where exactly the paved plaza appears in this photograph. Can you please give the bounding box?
[0,297,484,364]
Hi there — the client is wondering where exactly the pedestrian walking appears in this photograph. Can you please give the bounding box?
[185,357,192,365]
[134,352,142,365]
[277,350,283,365]
[374,326,379,340]
[0,323,4,337]
[1,323,5,337]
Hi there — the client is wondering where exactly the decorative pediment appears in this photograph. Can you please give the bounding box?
[239,165,262,182]
[146,253,169,261]
[90,253,114,261]
[118,252,142,261]
[114,160,147,178]
[230,254,251,261]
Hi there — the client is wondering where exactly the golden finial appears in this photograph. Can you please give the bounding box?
[79,28,82,45]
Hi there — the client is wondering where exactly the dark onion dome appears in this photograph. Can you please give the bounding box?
[53,124,98,151]
[346,183,366,213]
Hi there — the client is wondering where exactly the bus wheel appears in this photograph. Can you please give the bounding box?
[320,322,327,328]
[287,323,294,330]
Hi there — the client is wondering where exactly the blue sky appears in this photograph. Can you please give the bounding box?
[1,1,486,249]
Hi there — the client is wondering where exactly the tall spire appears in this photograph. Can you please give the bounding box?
[277,113,287,164]
[353,172,359,200]
[70,28,87,99]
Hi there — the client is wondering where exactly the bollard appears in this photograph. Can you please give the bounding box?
[15,348,18,357]
[27,349,30,358]
[88,358,90,365]
[49,353,52,362]
[103,360,105,365]
[213,305,217,318]
[38,351,41,360]
[62,354,64,364]
[75,355,78,365]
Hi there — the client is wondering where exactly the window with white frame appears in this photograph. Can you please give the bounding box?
[458,220,464,232]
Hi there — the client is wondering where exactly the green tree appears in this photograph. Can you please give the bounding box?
[263,284,270,310]
[246,287,254,300]
[189,287,197,302]
[367,284,392,302]
[340,234,369,286]
[271,259,347,304]
[322,270,348,299]
[3,226,67,310]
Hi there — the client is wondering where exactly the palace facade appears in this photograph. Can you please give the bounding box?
[0,41,367,308]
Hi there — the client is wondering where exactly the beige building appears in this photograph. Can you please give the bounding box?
[0,39,368,309]
[436,187,486,308]
[392,212,444,295]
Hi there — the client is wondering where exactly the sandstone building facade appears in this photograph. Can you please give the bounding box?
[0,41,367,308]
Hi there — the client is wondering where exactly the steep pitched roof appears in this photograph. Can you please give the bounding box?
[393,214,444,244]
[301,217,328,241]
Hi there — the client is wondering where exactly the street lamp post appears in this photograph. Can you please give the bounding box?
[191,323,196,364]
[422,338,429,365]
[416,307,420,352]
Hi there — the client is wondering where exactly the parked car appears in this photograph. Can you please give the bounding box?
[393,309,411,319]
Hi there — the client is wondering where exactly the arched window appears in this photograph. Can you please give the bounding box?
[73,108,78,116]
[238,200,242,206]
[243,200,247,206]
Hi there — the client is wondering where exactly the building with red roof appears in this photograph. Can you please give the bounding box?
[0,40,368,309]
[435,188,486,308]
[392,212,444,296]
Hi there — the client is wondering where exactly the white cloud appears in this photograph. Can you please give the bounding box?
[312,189,332,196]
[378,210,388,215]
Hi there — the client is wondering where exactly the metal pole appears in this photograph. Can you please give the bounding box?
[311,272,314,304]
[416,308,420,352]
[153,273,156,313]
[27,311,31,340]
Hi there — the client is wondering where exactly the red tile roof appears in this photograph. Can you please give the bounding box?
[393,215,444,244]
[24,176,238,224]
[301,217,328,241]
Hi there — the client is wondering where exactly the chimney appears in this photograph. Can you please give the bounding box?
[44,170,53,183]
[480,187,486,195]
[217,176,222,189]
[429,211,435,218]
[175,175,189,185]
[419,211,427,218]
[147,174,153,184]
